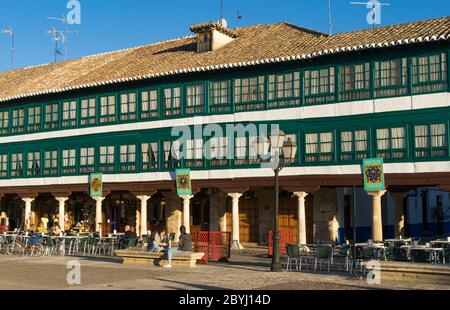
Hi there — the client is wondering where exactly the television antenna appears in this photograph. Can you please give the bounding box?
[350,1,390,29]
[328,0,333,35]
[235,11,242,27]
[46,15,78,61]
[1,27,15,69]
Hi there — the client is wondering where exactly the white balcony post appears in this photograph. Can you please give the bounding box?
[55,197,69,232]
[22,198,34,231]
[293,192,308,245]
[137,195,151,237]
[94,197,105,233]
[228,193,243,249]
[179,195,193,234]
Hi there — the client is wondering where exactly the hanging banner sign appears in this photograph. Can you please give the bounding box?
[90,173,103,198]
[176,169,192,196]
[363,158,385,191]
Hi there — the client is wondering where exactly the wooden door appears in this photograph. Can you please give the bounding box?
[279,197,299,243]
[239,198,259,243]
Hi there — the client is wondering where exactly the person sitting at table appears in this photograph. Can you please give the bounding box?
[36,222,45,234]
[28,224,37,236]
[51,222,62,236]
[119,225,136,249]
[162,225,193,268]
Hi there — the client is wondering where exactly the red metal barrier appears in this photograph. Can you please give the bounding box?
[268,228,298,257]
[0,226,8,233]
[194,231,231,264]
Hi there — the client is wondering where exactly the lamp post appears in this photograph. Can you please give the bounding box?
[255,128,298,272]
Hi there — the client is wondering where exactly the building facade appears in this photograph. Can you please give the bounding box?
[0,18,449,246]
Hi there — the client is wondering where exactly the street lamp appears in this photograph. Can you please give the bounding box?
[255,128,298,272]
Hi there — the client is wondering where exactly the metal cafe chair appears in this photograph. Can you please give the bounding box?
[285,244,301,271]
[314,245,333,272]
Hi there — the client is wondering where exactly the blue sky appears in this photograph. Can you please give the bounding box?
[0,0,448,72]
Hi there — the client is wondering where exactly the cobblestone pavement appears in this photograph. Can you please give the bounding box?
[0,253,448,290]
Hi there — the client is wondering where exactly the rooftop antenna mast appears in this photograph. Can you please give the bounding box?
[46,15,78,61]
[220,0,223,21]
[328,0,333,35]
[350,0,390,29]
[235,11,242,27]
[48,27,65,63]
[1,27,15,69]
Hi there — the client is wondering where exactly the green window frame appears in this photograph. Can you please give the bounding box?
[209,80,232,113]
[44,103,59,129]
[208,136,229,167]
[119,92,137,121]
[62,100,78,127]
[44,150,58,176]
[234,76,265,111]
[304,67,336,105]
[100,95,116,123]
[374,58,408,97]
[163,140,181,169]
[11,108,25,134]
[234,136,258,166]
[412,53,448,94]
[62,149,77,174]
[163,87,181,116]
[27,106,41,132]
[141,142,159,171]
[27,151,41,176]
[268,71,301,108]
[376,127,407,159]
[11,153,24,177]
[414,123,448,158]
[185,84,205,115]
[99,145,115,172]
[141,89,159,119]
[185,138,204,168]
[80,147,95,173]
[81,98,97,126]
[340,130,370,161]
[305,132,335,162]
[119,144,137,171]
[0,110,9,135]
[339,63,371,101]
[0,154,8,178]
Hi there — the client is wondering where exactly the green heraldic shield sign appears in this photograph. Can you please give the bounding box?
[363,158,385,191]
[90,173,103,198]
[176,169,192,196]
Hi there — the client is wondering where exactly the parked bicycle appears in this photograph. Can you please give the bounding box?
[5,233,45,257]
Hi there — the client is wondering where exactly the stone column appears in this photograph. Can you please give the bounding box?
[228,193,243,249]
[391,191,407,238]
[55,197,68,232]
[367,190,387,242]
[22,198,34,230]
[94,197,105,233]
[293,192,308,245]
[179,195,193,234]
[137,195,151,236]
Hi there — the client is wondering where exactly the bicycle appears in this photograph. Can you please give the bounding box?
[6,234,45,257]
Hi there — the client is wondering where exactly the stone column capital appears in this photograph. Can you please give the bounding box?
[366,190,387,198]
[293,192,308,199]
[55,197,69,203]
[93,196,105,203]
[179,195,194,201]
[137,195,151,202]
[227,193,243,200]
[22,197,35,204]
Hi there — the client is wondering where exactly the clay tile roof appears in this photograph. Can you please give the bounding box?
[190,21,240,38]
[0,16,448,104]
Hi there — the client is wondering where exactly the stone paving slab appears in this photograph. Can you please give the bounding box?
[0,254,448,290]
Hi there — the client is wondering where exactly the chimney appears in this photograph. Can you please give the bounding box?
[190,19,239,53]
